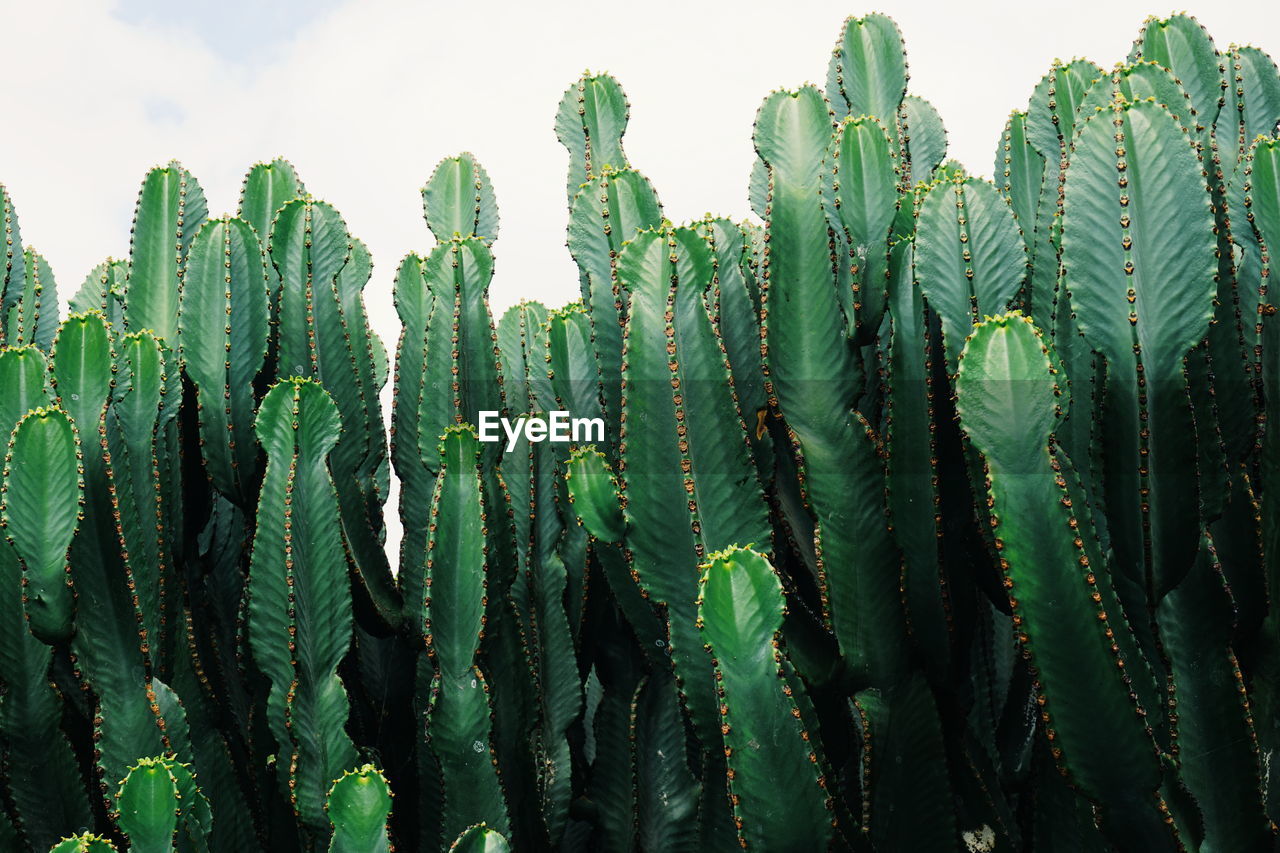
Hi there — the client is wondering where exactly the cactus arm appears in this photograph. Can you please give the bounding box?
[900,95,947,185]
[180,217,270,505]
[0,349,89,851]
[325,765,392,853]
[544,303,603,428]
[1,407,81,643]
[448,824,512,853]
[634,673,699,853]
[0,184,25,349]
[826,13,907,129]
[70,258,128,330]
[699,220,769,464]
[956,313,1179,849]
[664,228,770,552]
[1063,98,1218,600]
[497,300,550,416]
[853,673,957,851]
[696,547,833,850]
[238,157,306,242]
[107,331,174,676]
[565,447,625,543]
[1223,46,1280,194]
[272,199,400,631]
[884,228,954,670]
[995,111,1047,235]
[755,86,851,417]
[822,116,899,340]
[1130,14,1226,131]
[115,758,180,853]
[555,72,630,203]
[5,247,57,350]
[915,175,1027,371]
[416,426,511,842]
[47,834,119,853]
[1156,535,1273,850]
[248,378,358,832]
[391,252,436,578]
[423,153,499,245]
[268,197,350,379]
[415,238,506,472]
[756,87,910,684]
[567,168,663,456]
[124,162,208,345]
[52,313,184,811]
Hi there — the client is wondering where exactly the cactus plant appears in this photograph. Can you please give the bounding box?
[0,10,1277,853]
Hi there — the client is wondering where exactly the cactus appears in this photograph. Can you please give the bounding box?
[47,835,118,853]
[248,378,358,835]
[1063,95,1217,602]
[325,765,392,853]
[181,216,270,506]
[448,824,511,853]
[412,425,510,846]
[115,757,181,853]
[0,12,1278,852]
[696,546,833,850]
[2,407,82,643]
[124,162,208,345]
[956,311,1180,849]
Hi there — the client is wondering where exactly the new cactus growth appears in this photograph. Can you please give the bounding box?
[0,10,1278,853]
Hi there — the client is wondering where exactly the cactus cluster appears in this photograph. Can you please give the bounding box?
[1,10,1280,852]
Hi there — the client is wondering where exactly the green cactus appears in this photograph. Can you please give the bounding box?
[115,757,181,853]
[696,546,833,850]
[0,352,90,852]
[1063,95,1218,603]
[0,12,1278,852]
[325,765,392,853]
[69,258,128,331]
[412,425,510,846]
[124,162,208,345]
[956,311,1180,849]
[248,378,358,834]
[448,824,511,853]
[180,216,270,506]
[555,72,630,204]
[47,835,118,853]
[2,406,82,643]
[755,85,909,685]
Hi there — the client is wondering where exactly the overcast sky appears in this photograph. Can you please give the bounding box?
[4,0,1276,556]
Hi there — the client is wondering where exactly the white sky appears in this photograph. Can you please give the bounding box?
[4,0,1277,557]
